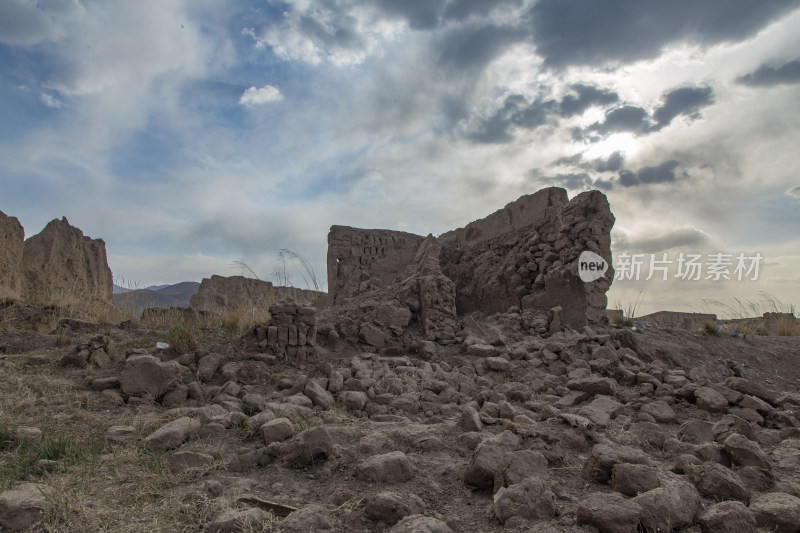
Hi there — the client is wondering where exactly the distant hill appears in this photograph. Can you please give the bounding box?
[113,281,200,316]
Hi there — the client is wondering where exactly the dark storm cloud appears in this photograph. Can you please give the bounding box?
[442,0,523,22]
[468,94,556,144]
[653,86,714,129]
[737,59,800,87]
[547,173,593,190]
[529,0,800,68]
[549,151,623,173]
[590,106,651,136]
[559,84,620,117]
[437,23,527,71]
[578,85,714,141]
[618,160,682,187]
[373,0,446,30]
[595,151,624,172]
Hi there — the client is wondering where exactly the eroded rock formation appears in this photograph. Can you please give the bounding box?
[190,275,326,315]
[0,211,25,300]
[0,211,113,305]
[325,187,614,335]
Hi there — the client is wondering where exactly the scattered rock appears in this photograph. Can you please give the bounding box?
[279,503,334,533]
[749,492,800,533]
[205,507,273,533]
[0,483,50,532]
[567,375,618,396]
[14,427,41,444]
[678,419,715,444]
[633,477,700,532]
[723,432,771,470]
[357,451,415,483]
[610,463,659,496]
[582,443,650,483]
[464,431,519,490]
[459,406,483,432]
[169,450,214,473]
[494,449,548,492]
[686,461,749,502]
[119,355,182,397]
[388,514,453,533]
[697,501,756,533]
[640,400,676,423]
[364,491,425,525]
[576,491,641,533]
[304,379,335,410]
[695,386,728,412]
[143,417,200,451]
[282,426,334,466]
[493,477,557,524]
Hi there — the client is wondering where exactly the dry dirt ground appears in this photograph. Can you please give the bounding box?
[1,302,799,532]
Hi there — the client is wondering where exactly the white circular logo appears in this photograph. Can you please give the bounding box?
[578,251,608,282]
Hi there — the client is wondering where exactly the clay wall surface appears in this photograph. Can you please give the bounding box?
[327,225,424,305]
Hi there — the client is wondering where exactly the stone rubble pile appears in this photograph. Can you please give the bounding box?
[14,309,790,533]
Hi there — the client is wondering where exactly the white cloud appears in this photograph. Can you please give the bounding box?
[787,185,800,198]
[239,85,283,106]
[39,92,62,108]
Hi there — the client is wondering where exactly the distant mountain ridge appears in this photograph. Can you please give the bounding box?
[113,281,200,315]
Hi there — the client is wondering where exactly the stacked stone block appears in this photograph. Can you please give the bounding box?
[249,301,317,361]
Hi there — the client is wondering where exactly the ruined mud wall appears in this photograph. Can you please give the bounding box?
[4,215,114,305]
[190,275,326,314]
[327,226,425,305]
[0,211,25,300]
[440,188,614,328]
[326,187,615,331]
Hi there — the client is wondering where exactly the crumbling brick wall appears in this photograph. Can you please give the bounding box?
[327,226,424,305]
[326,187,615,331]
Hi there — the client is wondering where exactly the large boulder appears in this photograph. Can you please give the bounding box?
[119,355,182,397]
[143,417,201,451]
[0,484,50,532]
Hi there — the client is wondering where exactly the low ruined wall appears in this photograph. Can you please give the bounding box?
[190,275,326,314]
[326,187,615,331]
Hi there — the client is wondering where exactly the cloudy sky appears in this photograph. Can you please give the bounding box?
[2,0,799,317]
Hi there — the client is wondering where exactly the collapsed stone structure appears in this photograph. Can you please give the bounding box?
[326,187,614,341]
[190,275,326,315]
[0,211,113,304]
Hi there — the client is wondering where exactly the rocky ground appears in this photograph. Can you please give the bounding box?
[1,302,800,532]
